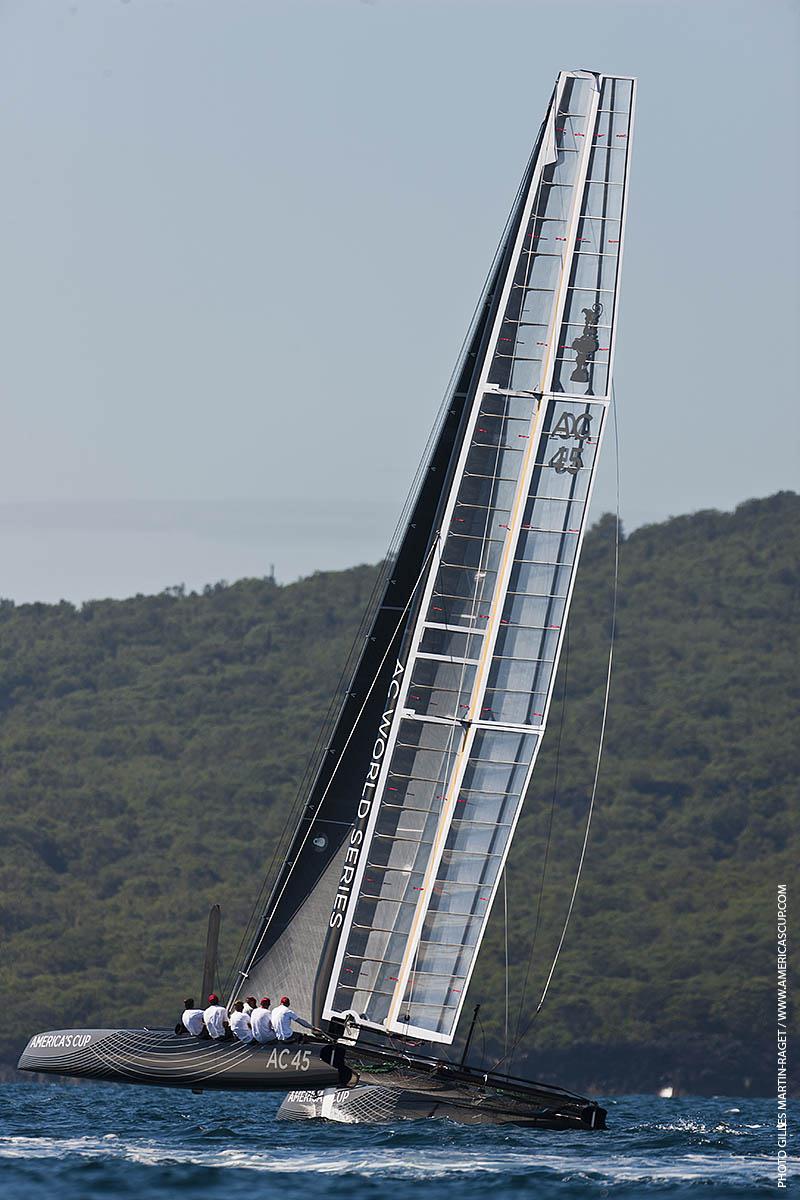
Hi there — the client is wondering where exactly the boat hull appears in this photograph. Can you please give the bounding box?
[17,1028,342,1091]
[18,1030,606,1129]
[278,1081,605,1129]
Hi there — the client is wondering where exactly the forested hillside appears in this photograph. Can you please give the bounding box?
[1,493,797,1093]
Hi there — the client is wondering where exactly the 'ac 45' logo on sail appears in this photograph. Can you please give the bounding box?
[548,410,593,475]
[328,659,405,930]
[551,411,593,440]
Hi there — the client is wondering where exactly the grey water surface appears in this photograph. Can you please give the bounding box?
[0,1084,796,1195]
[0,1083,791,1198]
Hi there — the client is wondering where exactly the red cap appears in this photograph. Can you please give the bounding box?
[261,997,270,1006]
[208,993,219,1003]
[280,996,290,1005]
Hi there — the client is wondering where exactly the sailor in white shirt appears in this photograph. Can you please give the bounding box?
[250,998,277,1044]
[243,995,258,1016]
[271,996,313,1043]
[203,993,229,1040]
[229,1000,254,1042]
[181,997,205,1037]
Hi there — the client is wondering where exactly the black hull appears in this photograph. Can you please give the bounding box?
[18,1029,605,1129]
[17,1028,341,1092]
[279,1080,605,1129]
[330,1045,606,1129]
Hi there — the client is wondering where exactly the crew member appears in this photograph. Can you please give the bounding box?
[229,1000,254,1042]
[271,996,312,1043]
[181,997,205,1037]
[250,998,277,1044]
[243,996,258,1015]
[203,993,229,1040]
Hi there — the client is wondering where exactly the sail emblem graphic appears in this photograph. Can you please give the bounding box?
[570,302,603,382]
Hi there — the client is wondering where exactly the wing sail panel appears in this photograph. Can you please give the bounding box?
[321,71,635,1042]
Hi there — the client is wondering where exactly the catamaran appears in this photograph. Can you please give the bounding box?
[20,68,635,1128]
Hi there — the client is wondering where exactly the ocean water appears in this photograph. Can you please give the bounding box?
[0,1084,791,1198]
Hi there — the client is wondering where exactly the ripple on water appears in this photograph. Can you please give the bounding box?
[0,1085,794,1199]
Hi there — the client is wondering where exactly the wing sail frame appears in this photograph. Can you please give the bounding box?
[322,71,636,1043]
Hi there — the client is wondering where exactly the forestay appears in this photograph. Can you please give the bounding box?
[322,71,636,1043]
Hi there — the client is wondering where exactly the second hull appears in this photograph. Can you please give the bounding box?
[279,1080,606,1129]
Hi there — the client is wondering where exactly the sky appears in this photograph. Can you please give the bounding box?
[1,0,798,603]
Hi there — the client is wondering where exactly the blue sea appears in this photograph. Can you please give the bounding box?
[0,1084,792,1198]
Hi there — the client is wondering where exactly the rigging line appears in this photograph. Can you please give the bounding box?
[493,378,621,1070]
[506,624,570,1069]
[476,1011,487,1070]
[531,384,620,1017]
[215,951,227,1001]
[386,1027,457,1069]
[229,532,442,1004]
[503,868,509,1060]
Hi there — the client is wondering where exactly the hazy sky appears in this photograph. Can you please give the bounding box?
[1,0,798,602]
